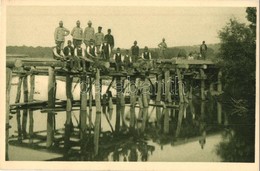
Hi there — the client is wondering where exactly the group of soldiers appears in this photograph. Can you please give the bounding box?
[53,20,208,72]
[53,20,167,72]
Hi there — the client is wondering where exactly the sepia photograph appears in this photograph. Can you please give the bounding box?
[1,0,259,171]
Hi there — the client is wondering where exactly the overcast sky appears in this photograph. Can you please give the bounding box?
[6,6,249,48]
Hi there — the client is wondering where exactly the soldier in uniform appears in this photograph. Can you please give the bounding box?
[95,26,104,54]
[200,41,208,60]
[74,43,85,71]
[158,38,167,59]
[123,49,132,70]
[131,40,139,63]
[54,20,70,49]
[99,39,111,62]
[71,20,83,47]
[113,47,123,71]
[53,44,65,61]
[83,20,95,48]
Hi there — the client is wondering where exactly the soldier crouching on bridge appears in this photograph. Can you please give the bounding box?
[53,44,69,71]
[64,40,81,72]
[74,43,85,72]
[123,49,132,71]
[86,39,98,71]
[113,47,123,71]
[141,46,153,71]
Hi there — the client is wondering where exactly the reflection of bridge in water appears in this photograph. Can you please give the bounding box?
[6,56,224,161]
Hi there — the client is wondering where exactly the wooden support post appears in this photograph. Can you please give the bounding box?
[176,69,184,103]
[64,74,73,153]
[217,70,222,124]
[89,77,93,125]
[47,67,55,148]
[94,69,101,156]
[200,69,206,101]
[108,95,113,110]
[201,101,205,119]
[189,100,196,119]
[89,77,93,113]
[138,94,144,109]
[130,77,136,107]
[115,77,121,133]
[209,83,214,96]
[156,74,162,127]
[217,70,222,93]
[188,85,193,99]
[107,77,115,110]
[28,73,35,143]
[164,70,172,103]
[130,106,136,131]
[15,76,23,141]
[6,67,12,160]
[142,78,149,108]
[22,75,29,139]
[175,103,184,138]
[141,108,148,133]
[119,79,126,127]
[120,79,125,107]
[163,107,169,134]
[80,75,87,138]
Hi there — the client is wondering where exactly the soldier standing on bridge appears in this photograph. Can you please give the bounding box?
[71,20,83,47]
[131,40,139,63]
[104,29,115,50]
[54,20,70,49]
[95,26,104,54]
[158,38,167,59]
[83,20,95,48]
[200,41,208,60]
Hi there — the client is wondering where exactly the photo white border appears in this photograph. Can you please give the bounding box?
[0,0,259,171]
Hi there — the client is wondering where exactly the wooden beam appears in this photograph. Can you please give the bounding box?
[64,74,73,153]
[156,74,162,127]
[29,73,35,143]
[15,76,23,141]
[176,69,184,103]
[46,67,55,148]
[80,75,87,138]
[6,68,12,160]
[22,75,29,139]
[94,69,101,156]
[200,69,206,101]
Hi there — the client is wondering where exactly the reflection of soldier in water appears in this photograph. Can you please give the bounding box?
[199,102,207,149]
[113,147,120,161]
[199,122,207,149]
[137,142,155,161]
[128,145,138,161]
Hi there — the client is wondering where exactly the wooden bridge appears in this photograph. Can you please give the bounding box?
[5,55,222,160]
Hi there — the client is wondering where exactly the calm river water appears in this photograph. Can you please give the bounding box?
[8,75,254,162]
